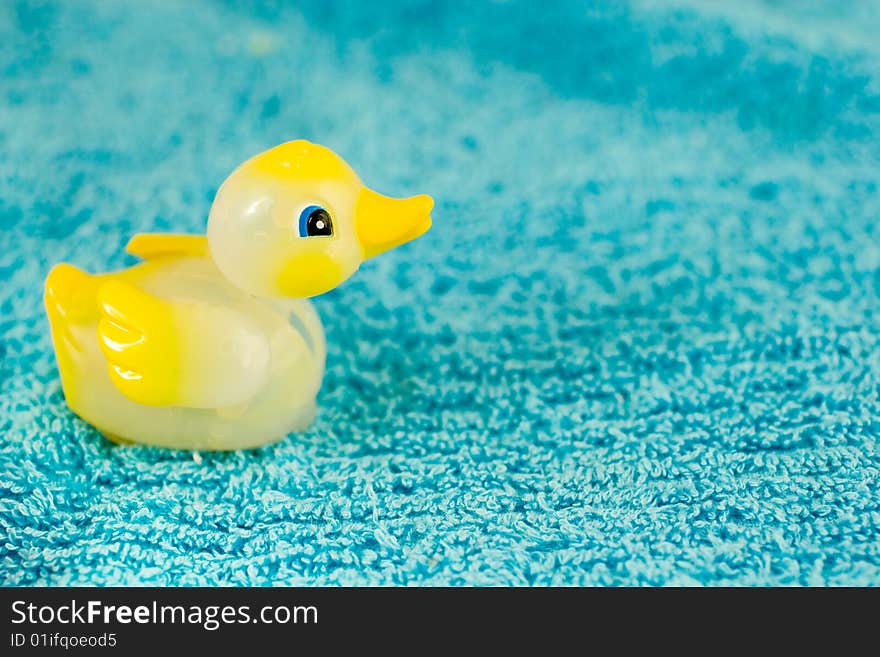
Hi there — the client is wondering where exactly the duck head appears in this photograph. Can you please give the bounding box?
[207,140,433,297]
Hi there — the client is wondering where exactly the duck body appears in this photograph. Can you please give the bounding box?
[44,140,432,451]
[46,240,325,450]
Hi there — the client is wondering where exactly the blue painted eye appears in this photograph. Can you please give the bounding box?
[298,205,333,238]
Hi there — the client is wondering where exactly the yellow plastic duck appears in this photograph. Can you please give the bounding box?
[44,140,433,450]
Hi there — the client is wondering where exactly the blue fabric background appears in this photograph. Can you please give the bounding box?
[2,0,879,585]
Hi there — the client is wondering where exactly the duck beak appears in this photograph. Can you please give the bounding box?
[355,187,433,259]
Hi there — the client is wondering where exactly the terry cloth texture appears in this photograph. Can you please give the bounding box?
[2,0,880,586]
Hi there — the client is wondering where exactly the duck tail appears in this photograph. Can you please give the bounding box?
[45,264,102,399]
[44,263,101,324]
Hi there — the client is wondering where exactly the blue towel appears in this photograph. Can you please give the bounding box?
[2,0,879,586]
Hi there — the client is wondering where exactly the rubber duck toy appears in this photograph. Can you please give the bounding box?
[44,140,433,450]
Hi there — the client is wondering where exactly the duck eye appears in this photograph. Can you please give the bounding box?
[298,205,333,238]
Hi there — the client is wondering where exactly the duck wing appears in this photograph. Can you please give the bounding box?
[96,280,270,408]
[125,233,209,260]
